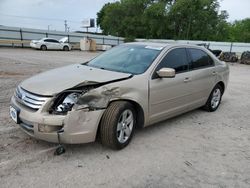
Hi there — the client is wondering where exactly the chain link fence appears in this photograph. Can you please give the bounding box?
[0,26,124,48]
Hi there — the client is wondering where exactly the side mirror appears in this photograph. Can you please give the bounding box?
[157,68,176,78]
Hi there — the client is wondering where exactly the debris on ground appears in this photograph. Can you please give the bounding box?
[240,51,250,65]
[219,52,238,62]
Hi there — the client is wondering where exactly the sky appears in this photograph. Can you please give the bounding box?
[0,0,249,32]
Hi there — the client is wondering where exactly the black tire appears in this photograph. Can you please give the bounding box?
[203,84,223,112]
[100,101,136,150]
[41,45,47,51]
[63,46,69,51]
[231,57,237,62]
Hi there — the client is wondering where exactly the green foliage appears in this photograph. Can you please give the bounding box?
[96,0,249,42]
[124,36,135,42]
[167,0,225,40]
[229,19,250,42]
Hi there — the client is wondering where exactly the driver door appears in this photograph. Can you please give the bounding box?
[149,48,193,124]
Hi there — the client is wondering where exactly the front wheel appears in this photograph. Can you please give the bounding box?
[99,101,136,150]
[63,46,69,51]
[203,84,223,112]
[40,45,47,51]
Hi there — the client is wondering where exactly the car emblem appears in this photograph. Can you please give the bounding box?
[20,90,25,100]
[21,93,26,100]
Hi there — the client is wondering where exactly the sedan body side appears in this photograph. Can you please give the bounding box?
[148,46,223,125]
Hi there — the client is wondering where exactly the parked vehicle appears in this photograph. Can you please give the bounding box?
[10,42,229,150]
[30,37,71,51]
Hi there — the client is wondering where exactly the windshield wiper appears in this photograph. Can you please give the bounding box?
[85,64,106,70]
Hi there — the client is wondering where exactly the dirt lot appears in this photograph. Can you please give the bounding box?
[0,48,250,188]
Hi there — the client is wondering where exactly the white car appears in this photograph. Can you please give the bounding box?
[30,37,71,51]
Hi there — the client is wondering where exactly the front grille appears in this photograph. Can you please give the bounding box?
[15,86,50,110]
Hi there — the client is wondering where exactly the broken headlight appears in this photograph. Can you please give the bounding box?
[55,93,80,113]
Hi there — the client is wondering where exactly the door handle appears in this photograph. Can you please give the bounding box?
[212,71,217,76]
[184,77,191,83]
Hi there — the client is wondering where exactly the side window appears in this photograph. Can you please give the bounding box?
[44,39,59,43]
[153,48,188,78]
[50,39,59,43]
[188,49,214,70]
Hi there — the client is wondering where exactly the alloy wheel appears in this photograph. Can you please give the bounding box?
[117,109,134,144]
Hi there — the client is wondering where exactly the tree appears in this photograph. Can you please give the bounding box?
[97,0,169,38]
[229,18,250,42]
[96,0,231,41]
[143,1,169,38]
[167,0,229,40]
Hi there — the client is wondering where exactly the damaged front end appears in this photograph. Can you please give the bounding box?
[49,76,131,115]
[11,73,133,145]
[49,85,97,115]
[42,80,126,145]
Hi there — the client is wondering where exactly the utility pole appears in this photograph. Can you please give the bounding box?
[67,27,70,33]
[64,20,67,32]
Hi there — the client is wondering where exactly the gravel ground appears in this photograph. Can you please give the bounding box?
[0,48,250,188]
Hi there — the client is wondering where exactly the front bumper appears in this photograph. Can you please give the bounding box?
[30,43,40,49]
[10,96,105,144]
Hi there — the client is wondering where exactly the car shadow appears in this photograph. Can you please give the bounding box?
[12,101,228,159]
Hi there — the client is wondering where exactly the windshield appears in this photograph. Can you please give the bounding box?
[86,45,162,74]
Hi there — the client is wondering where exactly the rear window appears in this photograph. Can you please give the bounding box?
[188,49,214,70]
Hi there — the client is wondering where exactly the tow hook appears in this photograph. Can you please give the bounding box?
[54,129,66,155]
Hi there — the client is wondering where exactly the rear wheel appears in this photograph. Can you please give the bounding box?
[203,84,223,112]
[41,45,47,51]
[63,46,69,51]
[100,101,136,150]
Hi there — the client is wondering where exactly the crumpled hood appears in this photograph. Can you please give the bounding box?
[59,37,68,43]
[20,64,131,96]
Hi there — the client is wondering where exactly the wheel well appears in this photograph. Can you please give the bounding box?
[127,100,145,129]
[108,99,145,129]
[95,99,145,141]
[217,81,225,94]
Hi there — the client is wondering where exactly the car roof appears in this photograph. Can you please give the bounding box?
[41,38,58,40]
[125,42,205,50]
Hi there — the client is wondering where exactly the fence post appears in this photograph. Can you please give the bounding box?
[103,37,105,45]
[20,29,23,48]
[230,42,233,53]
[46,32,48,37]
[118,37,119,45]
[68,35,70,43]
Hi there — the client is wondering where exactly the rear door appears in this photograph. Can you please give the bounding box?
[186,48,217,109]
[43,39,53,49]
[149,48,193,124]
[49,39,61,49]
